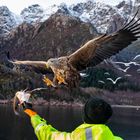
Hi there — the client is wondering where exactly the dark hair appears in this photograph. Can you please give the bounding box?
[83,97,113,124]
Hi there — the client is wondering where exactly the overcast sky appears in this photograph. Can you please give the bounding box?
[0,0,132,14]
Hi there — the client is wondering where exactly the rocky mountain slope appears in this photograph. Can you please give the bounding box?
[0,6,22,35]
[0,12,97,61]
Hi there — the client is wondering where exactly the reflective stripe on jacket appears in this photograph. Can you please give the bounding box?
[31,114,123,140]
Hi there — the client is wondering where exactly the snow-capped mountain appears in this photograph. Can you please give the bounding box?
[70,0,132,33]
[20,0,133,33]
[0,6,23,35]
[20,4,44,23]
[20,3,72,23]
[0,0,134,35]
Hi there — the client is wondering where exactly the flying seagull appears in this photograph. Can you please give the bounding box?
[124,74,132,77]
[98,80,105,84]
[7,11,140,88]
[137,69,140,73]
[117,67,130,73]
[107,77,122,84]
[112,61,140,67]
[104,72,110,76]
[133,54,140,60]
[80,72,89,78]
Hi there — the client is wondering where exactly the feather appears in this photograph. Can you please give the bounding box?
[68,11,140,71]
[7,58,52,74]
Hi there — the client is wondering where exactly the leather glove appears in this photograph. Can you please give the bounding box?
[24,109,37,117]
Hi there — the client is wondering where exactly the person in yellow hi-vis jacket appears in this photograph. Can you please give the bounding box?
[16,92,123,140]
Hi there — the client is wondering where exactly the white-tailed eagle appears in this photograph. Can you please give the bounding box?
[7,12,140,88]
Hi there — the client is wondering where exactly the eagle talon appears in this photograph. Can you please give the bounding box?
[43,76,56,87]
[56,75,67,85]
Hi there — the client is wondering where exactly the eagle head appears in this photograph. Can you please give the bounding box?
[46,58,60,68]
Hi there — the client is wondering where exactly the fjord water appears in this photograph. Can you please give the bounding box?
[0,105,140,140]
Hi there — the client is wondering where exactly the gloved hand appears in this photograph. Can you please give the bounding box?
[24,109,37,117]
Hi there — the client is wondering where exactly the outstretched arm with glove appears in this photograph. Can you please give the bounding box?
[16,91,71,140]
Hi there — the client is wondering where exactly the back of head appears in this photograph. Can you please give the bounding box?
[83,97,113,124]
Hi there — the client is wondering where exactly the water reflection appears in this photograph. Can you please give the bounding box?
[0,105,140,140]
[109,107,140,140]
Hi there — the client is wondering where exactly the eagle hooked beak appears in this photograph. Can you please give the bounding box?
[46,62,50,69]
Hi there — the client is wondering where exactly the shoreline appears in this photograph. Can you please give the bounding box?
[0,99,9,104]
[0,99,84,107]
[1,99,140,109]
[111,104,140,109]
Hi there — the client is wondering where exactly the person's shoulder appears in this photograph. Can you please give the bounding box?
[114,136,124,140]
[75,123,94,129]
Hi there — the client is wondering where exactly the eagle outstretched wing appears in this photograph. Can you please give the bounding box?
[7,60,52,74]
[68,11,140,71]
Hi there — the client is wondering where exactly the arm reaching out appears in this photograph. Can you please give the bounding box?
[15,91,71,140]
[24,108,71,140]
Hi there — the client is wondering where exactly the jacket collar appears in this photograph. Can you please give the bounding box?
[77,123,105,129]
